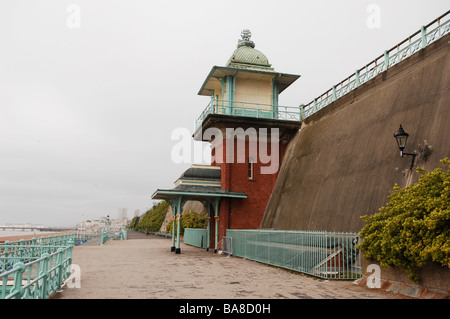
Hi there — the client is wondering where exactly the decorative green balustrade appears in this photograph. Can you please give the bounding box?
[0,241,74,299]
[195,99,301,132]
[226,229,361,280]
[184,228,208,249]
[75,231,101,245]
[195,12,450,130]
[119,228,127,240]
[100,231,109,245]
[301,11,450,119]
[2,233,76,248]
[0,229,127,299]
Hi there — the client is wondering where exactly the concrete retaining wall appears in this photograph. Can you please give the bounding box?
[262,33,450,233]
[260,34,449,296]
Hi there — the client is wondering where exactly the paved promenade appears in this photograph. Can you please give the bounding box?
[54,231,406,299]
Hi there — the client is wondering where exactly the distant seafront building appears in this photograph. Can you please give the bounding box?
[117,208,128,220]
[152,30,300,253]
[76,216,130,232]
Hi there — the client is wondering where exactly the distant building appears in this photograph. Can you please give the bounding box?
[117,208,127,220]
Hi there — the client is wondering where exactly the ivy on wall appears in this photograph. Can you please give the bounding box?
[131,201,170,233]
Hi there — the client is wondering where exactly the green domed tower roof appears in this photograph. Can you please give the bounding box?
[226,29,273,71]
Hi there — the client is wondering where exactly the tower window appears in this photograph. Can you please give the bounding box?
[248,158,255,180]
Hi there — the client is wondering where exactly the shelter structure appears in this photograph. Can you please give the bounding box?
[152,165,247,253]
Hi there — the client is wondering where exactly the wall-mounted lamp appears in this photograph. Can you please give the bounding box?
[394,125,417,170]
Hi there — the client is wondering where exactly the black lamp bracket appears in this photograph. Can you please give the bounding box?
[400,151,417,170]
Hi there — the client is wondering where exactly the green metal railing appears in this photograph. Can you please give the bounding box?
[184,228,208,249]
[1,233,76,248]
[0,240,74,299]
[119,228,128,240]
[0,229,128,299]
[301,11,450,119]
[195,99,301,131]
[100,231,109,245]
[75,231,101,245]
[226,229,361,280]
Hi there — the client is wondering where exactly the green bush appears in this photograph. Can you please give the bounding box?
[127,216,139,229]
[166,210,207,236]
[358,158,450,282]
[135,201,170,232]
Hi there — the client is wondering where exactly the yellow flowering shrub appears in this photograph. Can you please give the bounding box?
[358,158,450,282]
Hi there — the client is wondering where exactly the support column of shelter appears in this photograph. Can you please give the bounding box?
[169,196,183,253]
[206,203,211,251]
[170,200,176,252]
[175,196,183,254]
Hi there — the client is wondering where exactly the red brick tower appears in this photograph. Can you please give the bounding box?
[193,30,300,249]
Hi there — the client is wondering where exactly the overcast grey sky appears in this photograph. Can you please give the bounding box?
[0,1,448,226]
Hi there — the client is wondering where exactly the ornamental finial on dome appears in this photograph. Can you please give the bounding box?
[237,29,255,48]
[241,29,251,41]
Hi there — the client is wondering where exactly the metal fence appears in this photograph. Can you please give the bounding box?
[74,231,101,245]
[301,11,450,119]
[184,228,208,249]
[0,243,74,299]
[0,229,128,299]
[226,229,362,280]
[195,99,301,131]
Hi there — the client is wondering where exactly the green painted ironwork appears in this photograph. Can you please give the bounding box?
[120,228,128,240]
[184,228,208,249]
[226,229,362,280]
[0,229,127,299]
[301,11,450,119]
[75,231,101,245]
[195,98,301,131]
[100,231,109,245]
[0,240,74,299]
[2,233,76,248]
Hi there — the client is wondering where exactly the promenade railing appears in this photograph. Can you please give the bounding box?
[0,229,128,299]
[75,231,101,245]
[0,240,74,299]
[226,229,361,280]
[301,10,450,119]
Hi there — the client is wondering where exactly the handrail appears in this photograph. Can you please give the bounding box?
[301,11,450,119]
[0,229,127,299]
[195,99,301,131]
[0,233,77,247]
[227,229,361,280]
[0,245,73,299]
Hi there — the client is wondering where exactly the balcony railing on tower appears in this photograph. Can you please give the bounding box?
[194,98,301,132]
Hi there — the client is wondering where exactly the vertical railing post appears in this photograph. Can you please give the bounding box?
[355,70,361,87]
[421,26,427,48]
[39,253,50,298]
[66,239,74,278]
[56,248,64,289]
[10,262,25,299]
[384,50,389,71]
